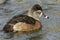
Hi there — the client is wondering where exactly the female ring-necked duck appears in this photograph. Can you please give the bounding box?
[3,4,49,33]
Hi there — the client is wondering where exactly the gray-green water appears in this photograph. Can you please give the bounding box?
[0,0,60,40]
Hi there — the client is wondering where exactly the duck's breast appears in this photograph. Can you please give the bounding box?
[13,20,41,32]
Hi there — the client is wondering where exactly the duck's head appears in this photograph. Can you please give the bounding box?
[28,4,49,20]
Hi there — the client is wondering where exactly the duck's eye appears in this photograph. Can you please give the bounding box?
[36,12,41,14]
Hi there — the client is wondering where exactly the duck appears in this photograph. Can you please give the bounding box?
[3,4,49,33]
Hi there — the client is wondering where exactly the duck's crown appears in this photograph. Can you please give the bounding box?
[31,4,43,11]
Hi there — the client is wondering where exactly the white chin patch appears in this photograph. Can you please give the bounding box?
[45,16,48,19]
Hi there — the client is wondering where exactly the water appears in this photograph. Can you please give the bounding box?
[0,0,60,40]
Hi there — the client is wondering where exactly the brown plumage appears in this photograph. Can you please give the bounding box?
[3,15,37,32]
[3,4,49,33]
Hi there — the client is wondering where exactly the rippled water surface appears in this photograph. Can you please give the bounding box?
[0,0,60,40]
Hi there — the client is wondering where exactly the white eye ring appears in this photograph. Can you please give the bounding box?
[36,10,43,17]
[36,12,41,14]
[39,12,43,17]
[37,10,41,12]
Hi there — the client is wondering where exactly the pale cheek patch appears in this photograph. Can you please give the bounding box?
[39,12,43,17]
[37,10,43,17]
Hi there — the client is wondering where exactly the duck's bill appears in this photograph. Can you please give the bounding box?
[44,15,49,19]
